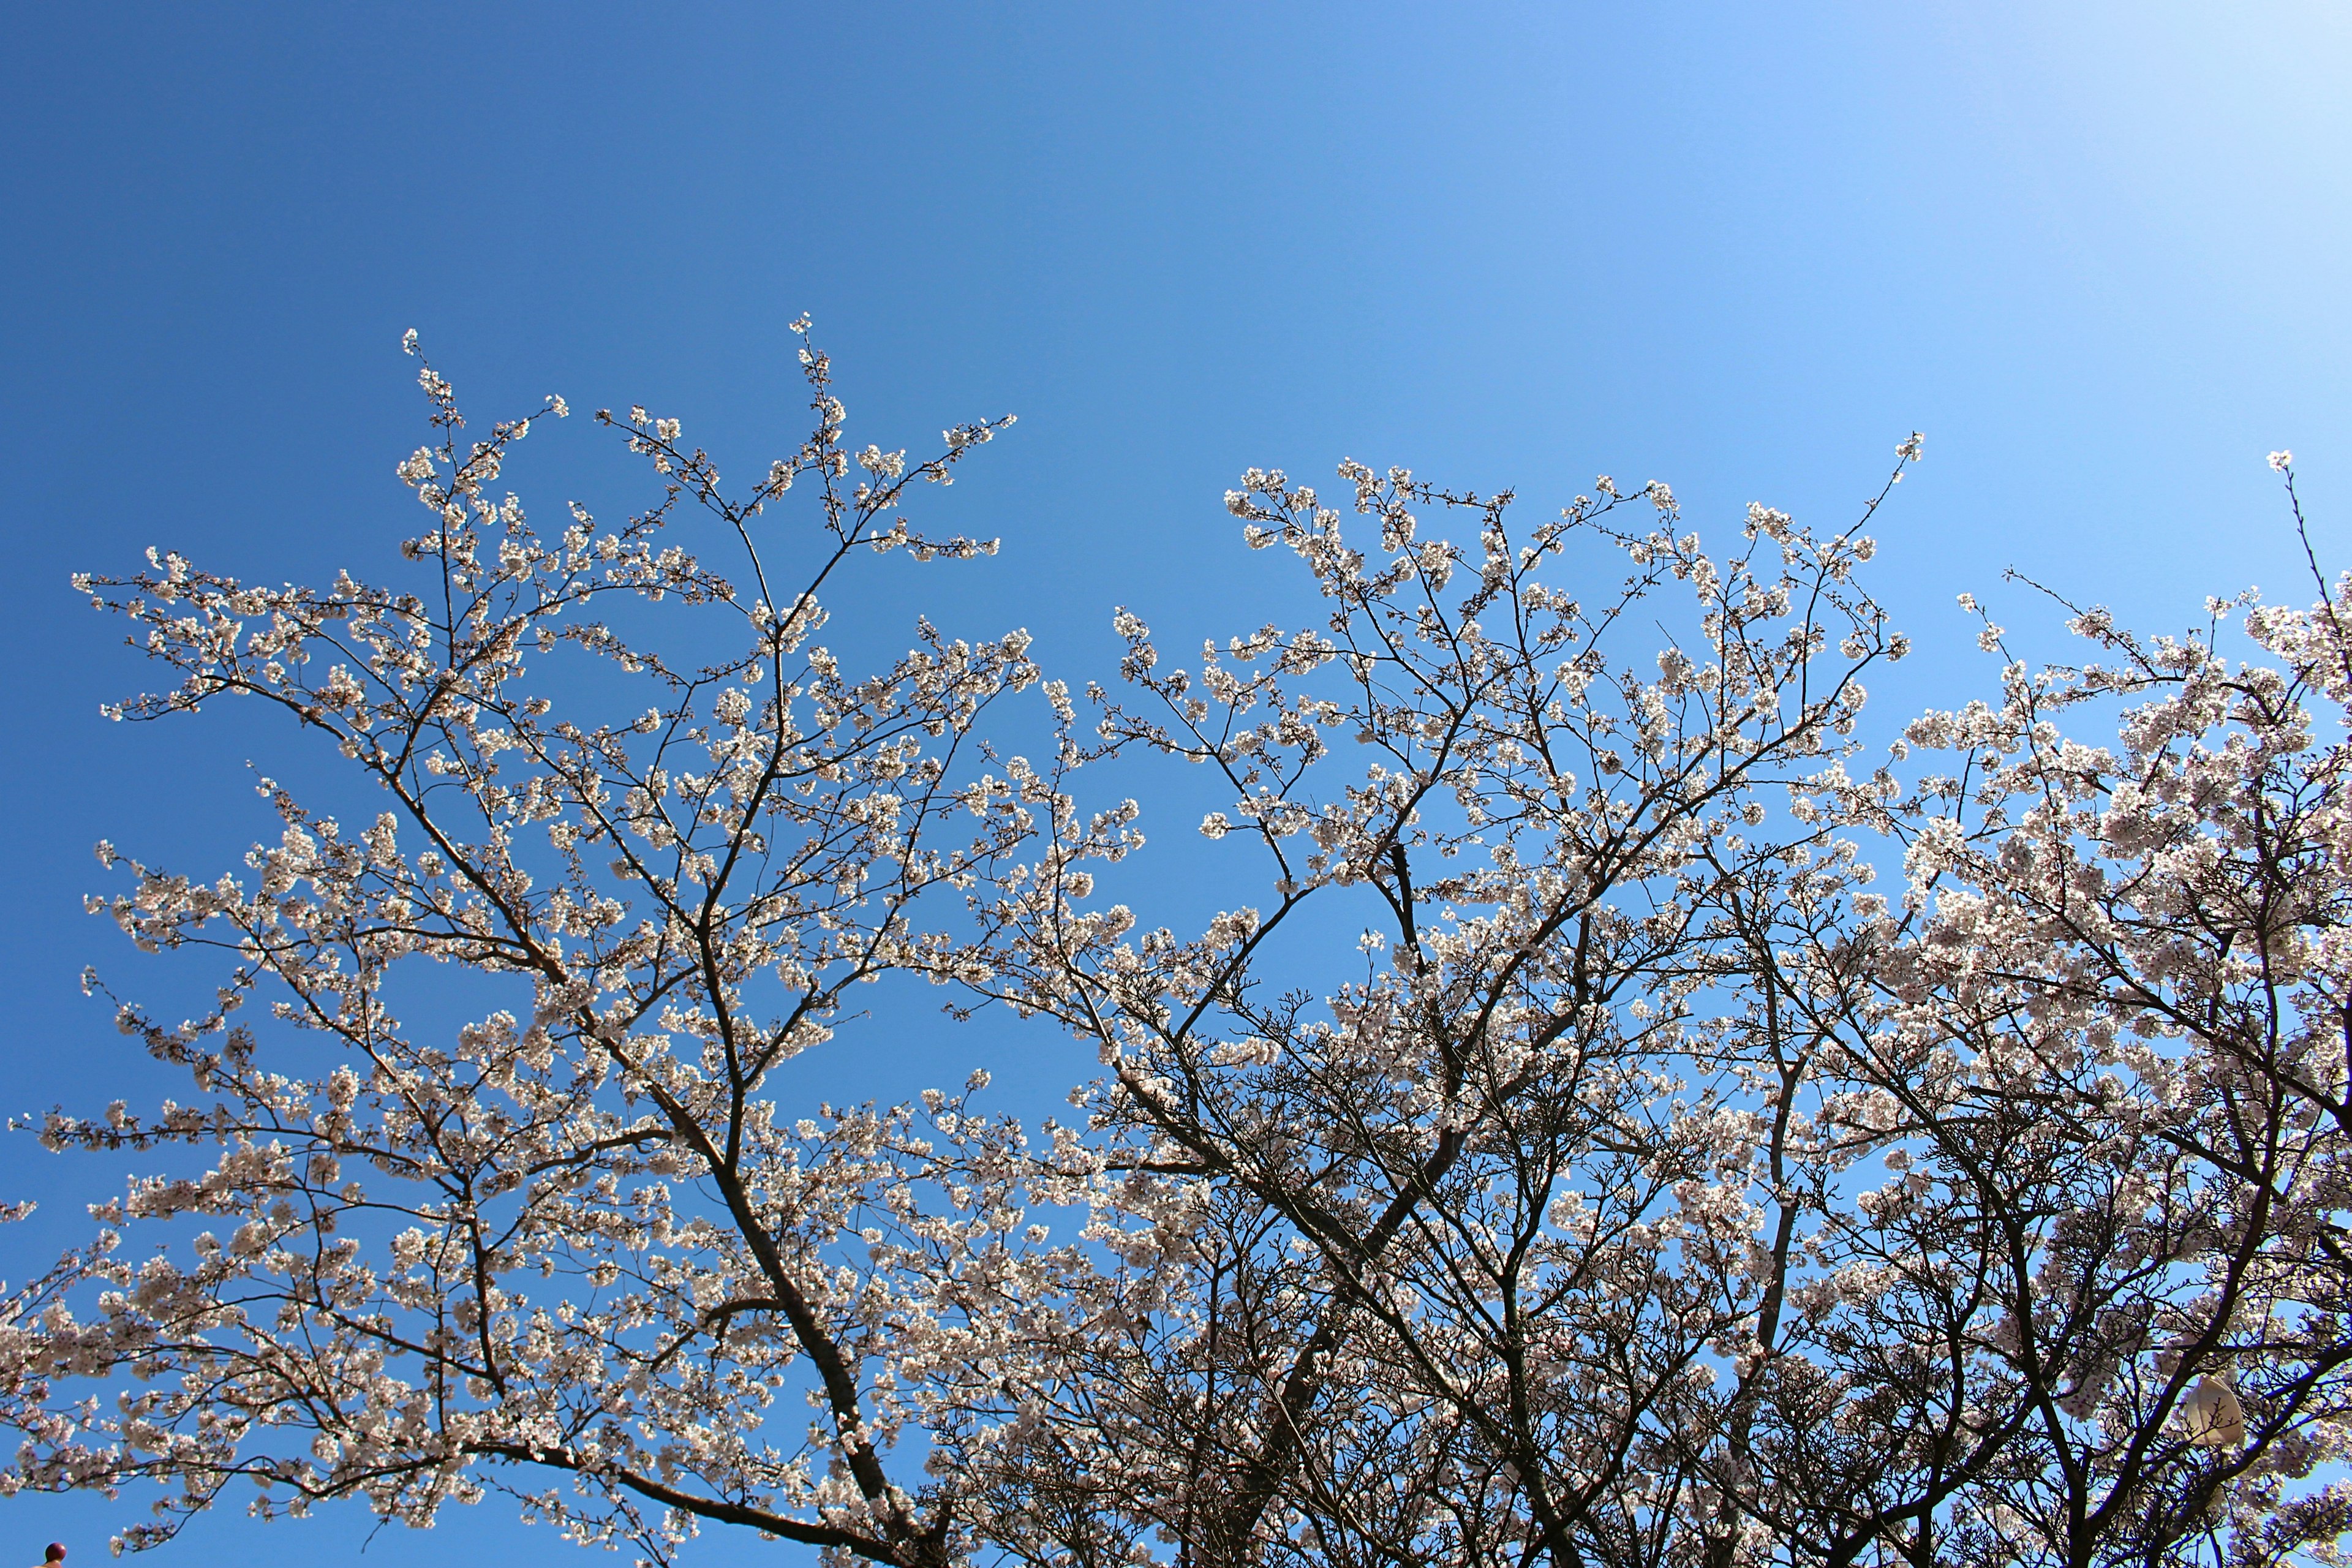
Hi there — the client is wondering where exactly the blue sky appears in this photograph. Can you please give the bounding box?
[2,4,2349,1562]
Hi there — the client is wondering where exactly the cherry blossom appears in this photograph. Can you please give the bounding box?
[9,341,2350,1568]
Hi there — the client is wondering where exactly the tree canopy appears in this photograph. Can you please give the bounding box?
[7,336,2350,1568]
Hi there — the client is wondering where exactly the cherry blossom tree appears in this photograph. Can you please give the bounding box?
[6,335,2351,1568]
[10,325,1072,1567]
[955,452,2352,1568]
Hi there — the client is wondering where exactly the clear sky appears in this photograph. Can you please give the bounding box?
[2,4,2349,1563]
